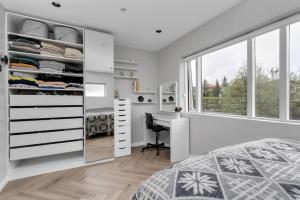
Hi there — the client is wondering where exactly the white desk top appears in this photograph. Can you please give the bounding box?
[152,114,186,122]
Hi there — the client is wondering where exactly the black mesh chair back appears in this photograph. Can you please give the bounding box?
[145,113,154,129]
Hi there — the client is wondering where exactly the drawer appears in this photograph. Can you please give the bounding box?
[115,131,130,141]
[115,119,130,126]
[115,108,130,115]
[10,129,83,147]
[10,95,83,106]
[115,124,130,134]
[114,103,130,111]
[10,141,83,161]
[115,138,130,148]
[10,118,83,134]
[115,146,131,157]
[114,98,130,105]
[10,107,83,120]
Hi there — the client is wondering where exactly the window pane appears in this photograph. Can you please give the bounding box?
[202,41,247,115]
[255,30,280,118]
[290,22,300,120]
[85,83,106,97]
[189,59,197,110]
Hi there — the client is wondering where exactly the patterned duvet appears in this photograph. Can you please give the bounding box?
[133,138,300,200]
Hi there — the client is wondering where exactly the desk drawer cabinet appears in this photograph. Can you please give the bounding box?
[114,98,131,157]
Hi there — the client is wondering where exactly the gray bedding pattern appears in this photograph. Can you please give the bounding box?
[133,138,300,200]
[86,113,114,137]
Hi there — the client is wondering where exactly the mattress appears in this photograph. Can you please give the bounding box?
[133,138,300,200]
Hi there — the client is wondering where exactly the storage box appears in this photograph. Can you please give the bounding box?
[20,19,49,38]
[54,26,79,43]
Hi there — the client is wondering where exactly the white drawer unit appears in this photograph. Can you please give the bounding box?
[10,95,83,106]
[10,107,83,120]
[10,118,83,134]
[114,98,131,157]
[10,141,83,161]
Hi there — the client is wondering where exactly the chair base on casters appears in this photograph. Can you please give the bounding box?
[141,142,170,156]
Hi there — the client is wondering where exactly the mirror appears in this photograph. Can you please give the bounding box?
[160,82,178,112]
[85,72,114,162]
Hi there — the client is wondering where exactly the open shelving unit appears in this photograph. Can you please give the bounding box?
[8,68,83,77]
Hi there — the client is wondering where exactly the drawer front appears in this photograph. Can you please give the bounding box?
[115,115,130,126]
[10,141,83,161]
[115,124,130,134]
[115,146,131,157]
[115,137,130,148]
[10,95,83,106]
[115,130,130,141]
[10,129,83,147]
[114,98,130,105]
[115,108,130,115]
[10,107,83,120]
[10,118,83,134]
[115,113,130,120]
[115,103,130,110]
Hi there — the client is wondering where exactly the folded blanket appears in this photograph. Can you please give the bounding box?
[39,60,65,71]
[10,57,39,67]
[13,72,37,79]
[64,64,83,73]
[9,75,39,87]
[65,47,82,59]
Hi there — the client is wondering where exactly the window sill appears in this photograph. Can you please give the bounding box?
[181,112,300,126]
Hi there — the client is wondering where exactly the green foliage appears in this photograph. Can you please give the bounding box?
[213,79,221,97]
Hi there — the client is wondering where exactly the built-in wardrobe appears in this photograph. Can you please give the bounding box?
[0,9,131,190]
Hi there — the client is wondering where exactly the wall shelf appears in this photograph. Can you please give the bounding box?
[114,75,139,79]
[115,66,138,71]
[8,32,84,50]
[133,102,156,104]
[162,91,176,94]
[8,50,83,64]
[134,91,156,94]
[114,59,138,65]
[8,69,83,77]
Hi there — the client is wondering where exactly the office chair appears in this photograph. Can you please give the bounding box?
[141,113,170,156]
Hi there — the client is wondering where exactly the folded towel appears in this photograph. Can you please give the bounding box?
[65,47,82,59]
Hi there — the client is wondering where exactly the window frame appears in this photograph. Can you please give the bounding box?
[182,12,300,123]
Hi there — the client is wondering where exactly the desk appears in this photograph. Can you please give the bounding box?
[142,114,189,162]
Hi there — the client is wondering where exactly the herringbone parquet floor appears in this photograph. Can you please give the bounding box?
[0,147,170,200]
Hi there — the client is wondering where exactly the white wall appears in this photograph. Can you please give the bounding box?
[157,0,300,154]
[114,45,158,144]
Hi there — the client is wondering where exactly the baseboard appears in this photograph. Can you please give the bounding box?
[0,176,8,192]
[132,141,145,147]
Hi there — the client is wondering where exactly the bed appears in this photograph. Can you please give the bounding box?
[86,110,114,138]
[133,138,300,200]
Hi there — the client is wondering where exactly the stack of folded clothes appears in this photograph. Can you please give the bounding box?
[39,60,65,72]
[9,38,41,54]
[65,47,82,59]
[66,83,83,89]
[13,71,37,79]
[64,64,83,73]
[37,80,66,89]
[9,75,39,89]
[41,42,65,57]
[10,57,39,70]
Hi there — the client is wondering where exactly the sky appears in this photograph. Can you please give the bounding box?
[194,21,300,85]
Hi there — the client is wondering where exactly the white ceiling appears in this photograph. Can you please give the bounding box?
[0,0,245,51]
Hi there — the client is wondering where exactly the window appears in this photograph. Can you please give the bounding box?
[85,83,106,97]
[290,22,300,120]
[187,59,198,111]
[202,41,247,115]
[184,16,300,123]
[254,30,280,118]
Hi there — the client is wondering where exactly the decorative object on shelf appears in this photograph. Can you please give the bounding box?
[134,79,141,92]
[114,89,120,98]
[138,96,144,102]
[163,99,167,102]
[169,96,174,102]
[175,107,182,119]
[148,99,152,103]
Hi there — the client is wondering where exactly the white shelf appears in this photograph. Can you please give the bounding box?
[162,102,176,104]
[8,51,83,64]
[134,91,156,94]
[115,66,138,71]
[114,59,138,65]
[162,92,176,94]
[8,32,84,50]
[114,75,139,79]
[9,87,83,92]
[133,102,156,104]
[8,69,83,77]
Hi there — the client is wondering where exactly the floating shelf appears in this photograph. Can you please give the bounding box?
[8,69,83,77]
[134,91,156,94]
[114,66,138,71]
[114,59,138,65]
[114,75,139,79]
[133,102,156,104]
[162,92,176,94]
[9,87,83,92]
[8,32,84,50]
[162,102,176,104]
[8,51,83,64]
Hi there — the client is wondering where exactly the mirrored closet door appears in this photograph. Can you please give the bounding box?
[84,29,114,162]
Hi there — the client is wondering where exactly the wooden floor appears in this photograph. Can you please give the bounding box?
[0,147,170,200]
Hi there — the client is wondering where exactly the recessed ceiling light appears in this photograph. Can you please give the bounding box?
[120,8,127,12]
[51,2,61,8]
[156,29,162,34]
